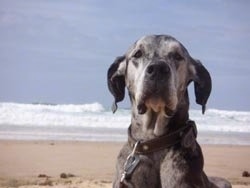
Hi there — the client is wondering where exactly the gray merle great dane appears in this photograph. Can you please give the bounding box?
[107,35,231,188]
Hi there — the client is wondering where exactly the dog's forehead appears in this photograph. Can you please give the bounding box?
[135,35,182,53]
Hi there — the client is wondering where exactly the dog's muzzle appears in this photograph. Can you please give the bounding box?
[137,61,172,115]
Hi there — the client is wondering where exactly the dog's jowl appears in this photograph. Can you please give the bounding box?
[107,35,232,188]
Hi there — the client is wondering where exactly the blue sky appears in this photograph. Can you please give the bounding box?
[0,0,250,111]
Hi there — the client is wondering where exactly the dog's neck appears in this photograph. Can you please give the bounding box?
[130,91,190,141]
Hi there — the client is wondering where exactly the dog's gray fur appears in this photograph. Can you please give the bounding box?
[108,35,231,188]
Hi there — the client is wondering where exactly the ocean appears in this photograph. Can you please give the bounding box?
[0,102,250,145]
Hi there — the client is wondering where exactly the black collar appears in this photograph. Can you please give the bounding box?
[128,120,197,154]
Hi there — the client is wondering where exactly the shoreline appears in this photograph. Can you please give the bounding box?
[0,140,250,187]
[1,126,250,145]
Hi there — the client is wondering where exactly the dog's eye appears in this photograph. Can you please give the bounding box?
[133,50,143,58]
[169,52,183,61]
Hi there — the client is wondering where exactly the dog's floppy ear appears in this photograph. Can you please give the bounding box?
[190,59,212,114]
[107,55,126,113]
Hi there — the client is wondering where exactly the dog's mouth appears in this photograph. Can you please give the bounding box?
[137,102,175,116]
[137,92,176,117]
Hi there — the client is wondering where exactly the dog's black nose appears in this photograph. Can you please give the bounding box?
[146,61,170,80]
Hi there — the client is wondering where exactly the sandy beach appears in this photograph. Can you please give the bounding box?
[0,140,249,188]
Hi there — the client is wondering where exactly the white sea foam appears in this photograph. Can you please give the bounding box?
[0,102,249,144]
[0,102,121,128]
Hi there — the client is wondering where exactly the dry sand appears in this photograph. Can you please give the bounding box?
[0,140,249,188]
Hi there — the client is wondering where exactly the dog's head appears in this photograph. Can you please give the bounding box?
[107,35,211,118]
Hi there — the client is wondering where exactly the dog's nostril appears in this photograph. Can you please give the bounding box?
[147,65,154,74]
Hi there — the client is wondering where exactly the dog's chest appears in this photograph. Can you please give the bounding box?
[160,149,188,186]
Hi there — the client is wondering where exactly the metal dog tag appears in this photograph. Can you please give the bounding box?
[124,155,140,179]
[121,141,141,182]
